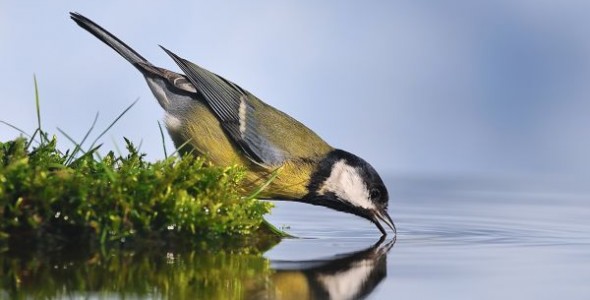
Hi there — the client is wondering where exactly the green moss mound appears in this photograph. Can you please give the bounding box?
[0,137,273,245]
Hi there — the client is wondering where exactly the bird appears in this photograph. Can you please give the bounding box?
[251,237,394,299]
[70,12,395,235]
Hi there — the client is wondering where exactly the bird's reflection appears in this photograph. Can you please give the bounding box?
[249,236,395,300]
[0,236,394,299]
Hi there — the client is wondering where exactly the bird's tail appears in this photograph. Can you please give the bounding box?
[70,12,149,66]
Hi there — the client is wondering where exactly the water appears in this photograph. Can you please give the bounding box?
[267,175,590,299]
[1,175,589,299]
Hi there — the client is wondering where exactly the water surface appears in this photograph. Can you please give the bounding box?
[266,175,590,299]
[1,175,589,299]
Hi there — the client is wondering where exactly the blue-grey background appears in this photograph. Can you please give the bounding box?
[1,1,589,178]
[2,2,590,300]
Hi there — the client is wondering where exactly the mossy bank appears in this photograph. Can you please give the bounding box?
[0,136,277,248]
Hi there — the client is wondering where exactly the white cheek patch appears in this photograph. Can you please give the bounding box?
[320,160,374,210]
[317,259,375,300]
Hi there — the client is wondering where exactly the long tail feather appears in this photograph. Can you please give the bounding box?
[70,12,149,66]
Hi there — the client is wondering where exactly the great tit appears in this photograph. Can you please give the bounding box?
[257,237,394,299]
[70,12,395,235]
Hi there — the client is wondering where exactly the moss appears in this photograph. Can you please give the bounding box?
[0,136,274,246]
[0,243,275,299]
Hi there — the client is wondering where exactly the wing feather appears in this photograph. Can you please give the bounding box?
[161,46,286,166]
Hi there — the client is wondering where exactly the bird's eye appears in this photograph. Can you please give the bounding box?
[369,188,381,199]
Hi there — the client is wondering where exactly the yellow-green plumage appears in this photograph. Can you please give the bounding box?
[167,94,333,200]
[71,12,396,235]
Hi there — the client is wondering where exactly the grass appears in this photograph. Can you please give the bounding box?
[0,77,279,248]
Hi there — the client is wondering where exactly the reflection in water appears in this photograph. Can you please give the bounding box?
[0,244,272,299]
[253,237,395,300]
[0,237,394,299]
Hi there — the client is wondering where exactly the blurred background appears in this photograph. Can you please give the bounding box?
[1,1,589,180]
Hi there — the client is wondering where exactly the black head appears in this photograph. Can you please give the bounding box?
[305,149,395,235]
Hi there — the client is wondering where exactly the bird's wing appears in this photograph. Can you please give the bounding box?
[161,47,333,166]
[161,47,290,166]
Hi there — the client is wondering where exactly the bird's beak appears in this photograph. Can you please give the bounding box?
[372,208,396,236]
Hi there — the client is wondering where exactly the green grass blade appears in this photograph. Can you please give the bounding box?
[168,138,193,157]
[70,112,100,159]
[243,168,280,201]
[33,75,44,144]
[89,99,138,151]
[158,121,168,158]
[68,144,102,166]
[111,137,123,157]
[260,218,295,238]
[0,120,31,137]
[26,128,40,148]
[57,127,89,165]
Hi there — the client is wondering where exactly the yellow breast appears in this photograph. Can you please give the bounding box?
[165,102,317,200]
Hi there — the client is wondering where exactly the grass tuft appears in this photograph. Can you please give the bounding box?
[0,136,273,245]
[0,79,278,247]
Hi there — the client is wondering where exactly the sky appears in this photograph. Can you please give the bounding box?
[1,1,589,179]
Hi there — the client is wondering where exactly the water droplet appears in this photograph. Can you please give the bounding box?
[166,252,175,264]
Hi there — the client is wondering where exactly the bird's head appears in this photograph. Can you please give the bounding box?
[305,149,395,235]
